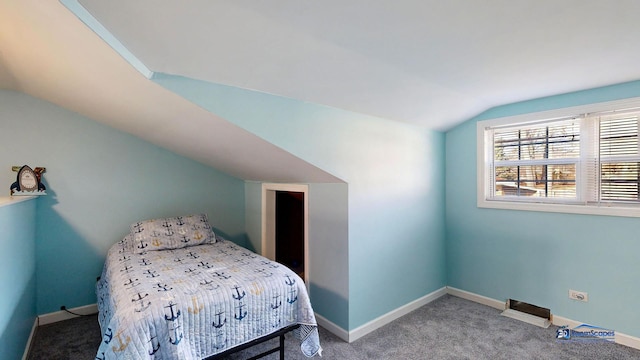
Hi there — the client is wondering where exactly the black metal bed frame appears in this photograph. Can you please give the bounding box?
[204,324,300,360]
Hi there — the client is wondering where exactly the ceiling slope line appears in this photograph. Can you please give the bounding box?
[59,0,153,79]
[55,0,344,184]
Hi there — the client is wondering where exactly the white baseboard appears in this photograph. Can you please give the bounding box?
[348,286,447,343]
[551,314,640,350]
[38,303,98,326]
[446,286,506,310]
[315,313,349,342]
[22,317,39,360]
[446,288,640,351]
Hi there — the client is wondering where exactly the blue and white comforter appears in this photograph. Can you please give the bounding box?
[96,236,321,359]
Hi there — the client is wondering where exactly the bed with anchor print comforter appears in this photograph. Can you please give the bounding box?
[95,230,321,359]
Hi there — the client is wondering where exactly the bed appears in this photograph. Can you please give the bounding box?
[95,214,322,359]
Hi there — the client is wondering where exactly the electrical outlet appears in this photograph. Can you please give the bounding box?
[569,289,588,302]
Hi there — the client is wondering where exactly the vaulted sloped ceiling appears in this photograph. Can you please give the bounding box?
[78,0,640,130]
[0,0,341,183]
[2,0,640,183]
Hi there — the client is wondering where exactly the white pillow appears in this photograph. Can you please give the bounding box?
[129,214,215,253]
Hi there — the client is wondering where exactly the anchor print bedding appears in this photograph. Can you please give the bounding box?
[95,218,321,359]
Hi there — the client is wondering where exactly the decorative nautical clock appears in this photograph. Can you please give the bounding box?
[10,165,47,196]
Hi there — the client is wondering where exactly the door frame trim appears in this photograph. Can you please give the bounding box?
[261,183,309,285]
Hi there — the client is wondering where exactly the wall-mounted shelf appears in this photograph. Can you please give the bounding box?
[0,196,37,209]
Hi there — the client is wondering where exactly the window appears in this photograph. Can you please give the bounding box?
[477,97,640,217]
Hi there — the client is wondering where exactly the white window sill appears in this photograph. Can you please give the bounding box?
[478,198,640,218]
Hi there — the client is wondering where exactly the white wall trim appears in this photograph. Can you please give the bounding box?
[551,314,640,350]
[261,183,309,285]
[348,286,447,343]
[476,96,640,219]
[315,313,349,343]
[448,288,640,351]
[21,317,39,360]
[37,303,98,326]
[446,286,506,310]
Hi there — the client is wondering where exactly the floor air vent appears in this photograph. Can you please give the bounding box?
[501,299,551,328]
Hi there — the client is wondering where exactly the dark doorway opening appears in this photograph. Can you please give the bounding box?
[275,191,305,279]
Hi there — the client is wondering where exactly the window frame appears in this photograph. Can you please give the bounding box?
[477,96,640,218]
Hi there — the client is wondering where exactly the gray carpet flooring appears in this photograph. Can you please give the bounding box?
[27,295,640,359]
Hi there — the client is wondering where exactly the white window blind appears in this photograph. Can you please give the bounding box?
[483,108,640,207]
[489,118,580,201]
[598,110,640,202]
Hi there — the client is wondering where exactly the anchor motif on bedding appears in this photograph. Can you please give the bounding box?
[254,268,273,278]
[179,235,190,243]
[132,292,151,312]
[212,310,227,328]
[188,296,204,314]
[152,238,161,247]
[272,311,282,328]
[120,265,134,273]
[169,325,182,345]
[241,252,257,259]
[186,251,199,259]
[213,271,231,280]
[139,258,151,266]
[199,279,219,291]
[111,330,131,352]
[164,301,181,321]
[287,309,296,323]
[234,301,247,320]
[232,285,246,301]
[214,331,226,350]
[162,221,174,236]
[249,281,264,295]
[132,222,144,233]
[175,217,186,226]
[148,335,160,355]
[285,276,297,304]
[260,260,280,269]
[284,275,296,286]
[123,278,140,288]
[137,240,148,250]
[118,255,130,262]
[193,231,203,240]
[143,269,159,278]
[271,294,282,309]
[197,261,213,269]
[287,288,298,304]
[184,267,200,275]
[103,327,113,344]
[155,283,172,292]
[234,258,249,266]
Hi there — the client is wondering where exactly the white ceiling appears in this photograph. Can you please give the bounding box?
[78,0,640,131]
[2,1,640,182]
[0,0,340,183]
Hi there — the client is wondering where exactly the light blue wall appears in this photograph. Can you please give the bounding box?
[0,198,37,360]
[307,182,349,329]
[243,181,350,329]
[153,74,447,330]
[446,80,640,337]
[0,90,247,315]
